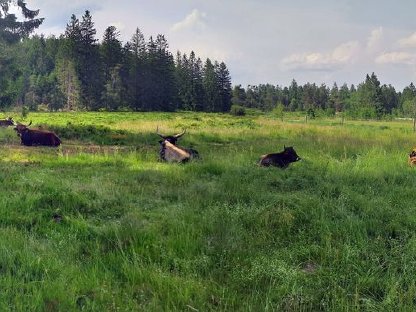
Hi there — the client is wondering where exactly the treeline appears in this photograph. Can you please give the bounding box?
[0,10,232,112]
[232,73,416,118]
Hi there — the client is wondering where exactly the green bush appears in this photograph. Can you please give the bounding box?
[230,105,246,116]
[271,103,285,120]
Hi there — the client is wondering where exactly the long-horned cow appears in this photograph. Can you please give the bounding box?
[14,121,61,147]
[156,127,199,163]
[0,117,15,127]
[259,146,301,168]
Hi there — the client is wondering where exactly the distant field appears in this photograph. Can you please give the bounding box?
[0,112,416,311]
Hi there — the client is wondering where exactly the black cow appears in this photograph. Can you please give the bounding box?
[14,121,61,146]
[156,128,199,162]
[259,146,301,168]
[0,117,15,127]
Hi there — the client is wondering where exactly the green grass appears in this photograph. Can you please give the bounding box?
[0,112,415,310]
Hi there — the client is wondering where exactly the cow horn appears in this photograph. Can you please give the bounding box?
[174,129,186,138]
[156,126,166,139]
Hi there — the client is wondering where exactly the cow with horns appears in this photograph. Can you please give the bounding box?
[259,146,301,168]
[0,117,15,127]
[14,121,61,147]
[156,127,199,163]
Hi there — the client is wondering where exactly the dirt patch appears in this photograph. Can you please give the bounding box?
[61,144,136,156]
[301,261,318,274]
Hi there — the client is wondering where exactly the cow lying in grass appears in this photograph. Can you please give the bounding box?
[14,121,61,147]
[409,148,416,166]
[156,128,199,163]
[259,146,301,168]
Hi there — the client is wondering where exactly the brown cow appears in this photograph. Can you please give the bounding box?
[409,148,416,166]
[259,146,301,168]
[0,117,15,127]
[14,121,61,147]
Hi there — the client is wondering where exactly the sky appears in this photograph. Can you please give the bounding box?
[25,0,416,90]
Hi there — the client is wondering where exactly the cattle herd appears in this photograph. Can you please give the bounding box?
[0,116,304,168]
[3,115,412,168]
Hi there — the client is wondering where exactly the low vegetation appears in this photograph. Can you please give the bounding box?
[0,112,415,311]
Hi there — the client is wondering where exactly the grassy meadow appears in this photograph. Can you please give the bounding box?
[0,112,416,311]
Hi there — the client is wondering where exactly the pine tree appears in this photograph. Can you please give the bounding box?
[101,26,122,82]
[144,35,176,111]
[0,1,43,107]
[216,61,232,112]
[103,64,125,110]
[176,51,204,111]
[202,58,221,112]
[125,28,146,110]
[77,10,102,110]
[354,73,384,118]
[55,57,81,111]
[231,85,247,107]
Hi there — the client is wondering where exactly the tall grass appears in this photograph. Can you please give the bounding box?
[0,112,415,310]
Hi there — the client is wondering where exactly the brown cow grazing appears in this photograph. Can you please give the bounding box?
[409,148,416,166]
[14,121,61,147]
[156,128,199,162]
[0,117,15,127]
[259,146,301,168]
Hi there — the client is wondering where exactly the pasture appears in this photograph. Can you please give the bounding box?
[0,112,416,311]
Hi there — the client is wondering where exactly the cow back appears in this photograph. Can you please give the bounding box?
[160,140,191,162]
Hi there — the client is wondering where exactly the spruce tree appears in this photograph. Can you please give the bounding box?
[216,61,232,112]
[0,1,43,107]
[125,28,146,110]
[145,35,176,111]
[202,58,220,112]
[0,0,43,43]
[101,26,122,82]
[78,10,102,110]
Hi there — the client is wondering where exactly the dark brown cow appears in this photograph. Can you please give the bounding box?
[0,117,15,127]
[14,121,61,147]
[156,128,199,162]
[259,146,301,168]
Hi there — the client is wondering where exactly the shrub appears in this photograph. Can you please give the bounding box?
[271,103,285,120]
[21,106,29,118]
[230,105,246,116]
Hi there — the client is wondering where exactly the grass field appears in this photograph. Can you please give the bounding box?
[0,112,416,311]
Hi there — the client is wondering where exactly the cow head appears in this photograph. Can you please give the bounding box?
[14,120,32,136]
[283,145,301,162]
[0,117,16,126]
[156,127,186,145]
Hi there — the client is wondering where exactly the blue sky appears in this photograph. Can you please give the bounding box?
[29,0,416,90]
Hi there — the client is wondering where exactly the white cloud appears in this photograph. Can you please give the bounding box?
[170,9,207,33]
[332,41,361,62]
[281,41,360,71]
[375,52,416,65]
[398,32,416,47]
[367,27,383,51]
